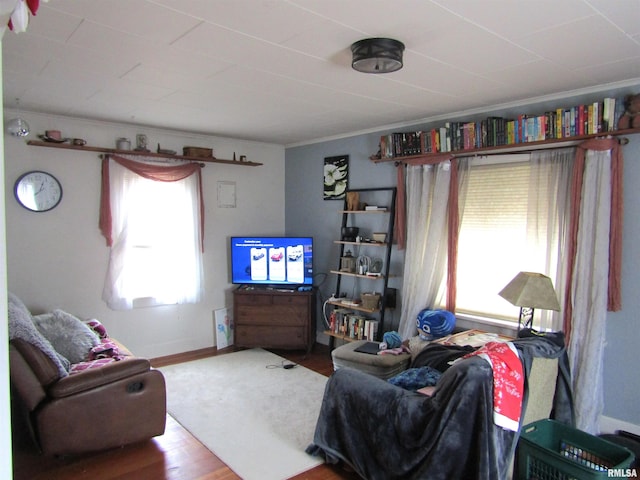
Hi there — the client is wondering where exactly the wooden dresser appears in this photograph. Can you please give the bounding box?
[233,287,315,352]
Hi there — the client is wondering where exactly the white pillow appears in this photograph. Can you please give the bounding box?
[33,310,100,364]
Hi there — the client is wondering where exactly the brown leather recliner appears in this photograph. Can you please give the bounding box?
[10,336,167,456]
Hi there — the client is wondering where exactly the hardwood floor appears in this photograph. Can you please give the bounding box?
[11,343,360,480]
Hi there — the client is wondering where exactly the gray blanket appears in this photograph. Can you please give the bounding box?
[7,292,70,376]
[306,332,573,480]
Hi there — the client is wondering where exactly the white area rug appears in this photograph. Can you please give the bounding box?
[159,349,327,480]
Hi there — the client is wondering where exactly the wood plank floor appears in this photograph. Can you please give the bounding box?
[11,343,360,480]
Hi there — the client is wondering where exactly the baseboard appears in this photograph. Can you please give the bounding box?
[600,415,640,436]
[150,346,218,368]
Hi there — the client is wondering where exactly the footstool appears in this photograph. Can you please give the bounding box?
[331,340,411,380]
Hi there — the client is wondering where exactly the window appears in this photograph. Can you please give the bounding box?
[439,154,566,327]
[101,158,204,310]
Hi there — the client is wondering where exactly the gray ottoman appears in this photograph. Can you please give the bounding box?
[331,340,411,379]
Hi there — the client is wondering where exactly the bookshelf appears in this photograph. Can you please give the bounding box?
[371,129,640,164]
[370,95,640,164]
[325,187,397,348]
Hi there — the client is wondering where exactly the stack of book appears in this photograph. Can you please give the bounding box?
[328,308,378,340]
[376,96,626,159]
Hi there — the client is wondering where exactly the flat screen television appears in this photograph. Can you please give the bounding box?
[230,236,313,287]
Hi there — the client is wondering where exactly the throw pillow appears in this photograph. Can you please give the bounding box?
[8,293,69,376]
[33,309,100,364]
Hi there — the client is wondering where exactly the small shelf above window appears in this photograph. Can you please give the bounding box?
[26,140,263,166]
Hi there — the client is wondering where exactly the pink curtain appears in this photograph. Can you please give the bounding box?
[562,138,623,342]
[100,155,205,251]
[446,158,459,312]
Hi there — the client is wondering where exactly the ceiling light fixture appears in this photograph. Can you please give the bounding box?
[351,38,405,74]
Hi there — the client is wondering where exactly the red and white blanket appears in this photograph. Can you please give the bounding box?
[464,341,524,431]
[69,318,127,374]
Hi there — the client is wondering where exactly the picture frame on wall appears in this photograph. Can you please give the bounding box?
[324,154,349,200]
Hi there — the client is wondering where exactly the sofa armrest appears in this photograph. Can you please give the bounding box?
[48,358,152,398]
[10,338,61,387]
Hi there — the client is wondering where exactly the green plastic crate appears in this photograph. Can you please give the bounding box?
[516,419,635,480]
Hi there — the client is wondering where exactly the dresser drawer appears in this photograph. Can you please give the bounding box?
[235,305,306,326]
[234,294,272,306]
[235,325,306,349]
[273,295,308,306]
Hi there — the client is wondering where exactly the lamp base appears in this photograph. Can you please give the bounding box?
[518,307,535,331]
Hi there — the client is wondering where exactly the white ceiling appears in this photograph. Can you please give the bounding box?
[3,0,640,146]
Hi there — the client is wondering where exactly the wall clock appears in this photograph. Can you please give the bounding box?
[14,171,63,212]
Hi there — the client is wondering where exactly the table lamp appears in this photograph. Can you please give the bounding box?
[498,272,561,331]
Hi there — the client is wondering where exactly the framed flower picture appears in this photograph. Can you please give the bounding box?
[324,155,349,200]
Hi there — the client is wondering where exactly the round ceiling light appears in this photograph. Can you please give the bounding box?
[351,38,405,74]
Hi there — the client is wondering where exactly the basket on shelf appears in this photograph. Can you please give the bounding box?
[360,292,380,310]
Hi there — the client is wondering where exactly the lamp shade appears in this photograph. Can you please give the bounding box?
[351,38,404,74]
[498,272,560,311]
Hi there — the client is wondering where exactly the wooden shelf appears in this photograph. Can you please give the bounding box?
[339,209,388,214]
[370,128,640,164]
[330,270,386,280]
[327,299,378,314]
[26,140,263,166]
[334,240,388,247]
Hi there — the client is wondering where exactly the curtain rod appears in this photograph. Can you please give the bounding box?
[393,136,630,165]
[100,153,206,168]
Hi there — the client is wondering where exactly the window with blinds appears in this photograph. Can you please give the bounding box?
[450,155,544,322]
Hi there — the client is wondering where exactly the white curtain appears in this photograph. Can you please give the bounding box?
[568,149,612,434]
[398,162,452,339]
[102,160,203,310]
[528,148,574,331]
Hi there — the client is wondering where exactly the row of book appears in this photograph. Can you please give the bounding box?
[328,308,379,340]
[378,96,625,158]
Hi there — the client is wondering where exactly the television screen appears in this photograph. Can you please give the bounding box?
[230,236,313,286]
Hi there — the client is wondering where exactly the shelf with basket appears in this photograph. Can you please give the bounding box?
[325,187,397,348]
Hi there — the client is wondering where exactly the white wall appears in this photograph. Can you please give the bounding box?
[1,45,13,479]
[4,111,285,358]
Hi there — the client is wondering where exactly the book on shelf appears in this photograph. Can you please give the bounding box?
[373,95,631,160]
[364,319,378,341]
[329,308,377,341]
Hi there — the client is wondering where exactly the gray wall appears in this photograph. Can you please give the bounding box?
[285,134,403,335]
[285,94,640,430]
[604,132,640,426]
